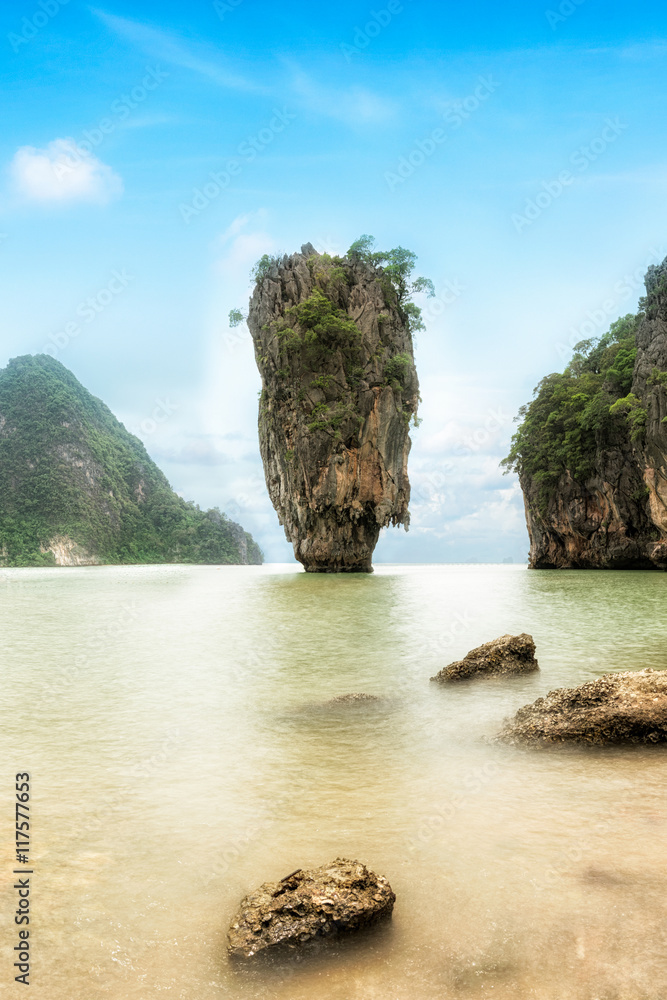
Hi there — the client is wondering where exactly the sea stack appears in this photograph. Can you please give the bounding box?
[248,243,420,572]
[506,257,667,569]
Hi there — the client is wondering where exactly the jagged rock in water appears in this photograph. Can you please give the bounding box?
[430,633,539,682]
[498,669,667,744]
[248,244,419,572]
[227,858,396,958]
[515,258,667,569]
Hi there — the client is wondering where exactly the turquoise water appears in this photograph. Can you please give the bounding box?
[1,564,666,998]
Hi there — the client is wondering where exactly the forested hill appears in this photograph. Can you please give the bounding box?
[0,355,263,567]
[504,256,667,570]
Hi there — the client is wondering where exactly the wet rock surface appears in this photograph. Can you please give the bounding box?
[326,692,382,704]
[248,244,419,572]
[227,858,396,959]
[498,669,667,744]
[431,633,539,683]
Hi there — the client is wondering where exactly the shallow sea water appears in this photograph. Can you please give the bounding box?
[1,563,666,998]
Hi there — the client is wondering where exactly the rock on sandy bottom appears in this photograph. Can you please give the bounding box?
[498,669,667,745]
[325,693,382,705]
[430,633,539,683]
[227,858,395,959]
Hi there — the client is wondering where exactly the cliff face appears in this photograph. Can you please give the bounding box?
[248,244,419,572]
[519,262,667,570]
[0,355,263,567]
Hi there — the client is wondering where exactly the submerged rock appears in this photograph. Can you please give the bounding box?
[326,692,382,704]
[430,633,539,683]
[227,858,395,959]
[498,669,667,744]
[247,243,420,572]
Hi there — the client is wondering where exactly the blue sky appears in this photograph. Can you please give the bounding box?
[1,0,667,562]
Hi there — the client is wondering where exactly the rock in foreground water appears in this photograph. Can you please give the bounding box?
[326,692,382,704]
[227,858,395,959]
[430,633,539,683]
[498,669,667,744]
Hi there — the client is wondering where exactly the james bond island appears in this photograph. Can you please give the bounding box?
[505,257,667,570]
[244,237,429,572]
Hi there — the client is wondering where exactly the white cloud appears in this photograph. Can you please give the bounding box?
[93,9,267,94]
[288,66,397,124]
[10,138,123,205]
[212,213,280,289]
[216,210,269,250]
[149,435,231,466]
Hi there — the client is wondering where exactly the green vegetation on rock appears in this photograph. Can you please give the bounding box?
[383,352,413,389]
[248,241,425,443]
[502,313,644,496]
[251,254,282,283]
[249,236,434,337]
[0,355,263,567]
[347,235,435,335]
[277,289,362,357]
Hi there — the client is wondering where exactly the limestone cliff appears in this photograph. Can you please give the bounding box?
[0,354,263,567]
[511,259,667,569]
[248,243,420,572]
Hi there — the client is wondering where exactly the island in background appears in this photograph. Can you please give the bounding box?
[0,354,262,567]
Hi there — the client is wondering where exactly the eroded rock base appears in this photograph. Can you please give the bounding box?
[498,669,667,744]
[227,858,396,959]
[431,633,539,683]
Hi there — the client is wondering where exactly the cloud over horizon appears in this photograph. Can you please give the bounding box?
[9,139,123,205]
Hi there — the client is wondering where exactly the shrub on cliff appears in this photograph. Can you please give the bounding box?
[347,235,435,334]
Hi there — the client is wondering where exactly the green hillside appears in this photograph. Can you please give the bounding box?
[0,355,263,567]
